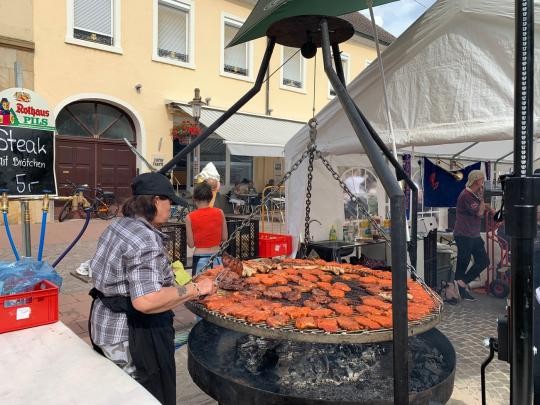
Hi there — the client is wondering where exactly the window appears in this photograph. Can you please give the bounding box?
[56,101,135,142]
[230,155,253,185]
[281,46,304,90]
[67,0,121,52]
[329,53,350,97]
[154,0,194,67]
[222,16,251,79]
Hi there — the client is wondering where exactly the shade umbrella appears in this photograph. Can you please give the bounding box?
[227,0,398,48]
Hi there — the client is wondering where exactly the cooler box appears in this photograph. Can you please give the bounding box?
[0,280,59,334]
[258,233,292,257]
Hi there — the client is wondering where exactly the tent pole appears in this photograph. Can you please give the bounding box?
[320,19,409,405]
[159,38,276,175]
[504,0,537,403]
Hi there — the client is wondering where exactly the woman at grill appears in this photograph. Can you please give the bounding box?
[88,172,216,405]
[186,180,228,276]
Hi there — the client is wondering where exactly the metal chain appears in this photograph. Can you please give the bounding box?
[197,148,313,274]
[304,118,318,247]
[304,148,315,245]
[314,149,391,245]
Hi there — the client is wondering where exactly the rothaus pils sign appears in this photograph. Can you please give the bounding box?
[0,88,57,196]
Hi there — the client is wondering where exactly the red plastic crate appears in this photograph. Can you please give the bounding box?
[258,232,293,257]
[0,280,59,334]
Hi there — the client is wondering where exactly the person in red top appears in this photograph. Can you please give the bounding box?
[453,170,491,301]
[186,181,228,276]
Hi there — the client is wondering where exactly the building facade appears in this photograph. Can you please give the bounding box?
[2,0,393,220]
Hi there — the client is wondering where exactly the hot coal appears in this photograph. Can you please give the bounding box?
[188,321,455,404]
[234,334,450,402]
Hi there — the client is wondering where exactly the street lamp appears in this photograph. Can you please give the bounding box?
[188,88,206,181]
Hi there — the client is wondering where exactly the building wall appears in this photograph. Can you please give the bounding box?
[32,0,381,171]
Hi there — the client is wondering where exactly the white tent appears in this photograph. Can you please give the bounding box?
[284,0,540,244]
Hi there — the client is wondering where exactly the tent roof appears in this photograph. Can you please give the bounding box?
[285,0,540,163]
[170,103,304,157]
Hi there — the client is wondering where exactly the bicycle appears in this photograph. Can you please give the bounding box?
[58,181,120,222]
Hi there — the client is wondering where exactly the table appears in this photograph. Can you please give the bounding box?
[0,322,159,404]
[307,239,388,263]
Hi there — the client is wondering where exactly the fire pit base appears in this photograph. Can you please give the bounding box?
[188,321,455,405]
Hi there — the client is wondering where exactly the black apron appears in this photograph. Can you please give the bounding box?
[88,288,176,405]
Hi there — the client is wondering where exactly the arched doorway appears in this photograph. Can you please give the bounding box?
[55,101,137,202]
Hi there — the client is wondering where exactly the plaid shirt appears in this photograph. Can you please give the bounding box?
[90,217,173,345]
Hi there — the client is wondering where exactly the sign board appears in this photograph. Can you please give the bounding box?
[151,154,165,169]
[0,88,56,196]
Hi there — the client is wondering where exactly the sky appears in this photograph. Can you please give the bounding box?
[360,0,437,37]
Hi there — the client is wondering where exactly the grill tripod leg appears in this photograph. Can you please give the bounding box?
[481,337,498,405]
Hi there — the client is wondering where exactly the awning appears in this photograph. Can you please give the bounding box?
[169,103,304,157]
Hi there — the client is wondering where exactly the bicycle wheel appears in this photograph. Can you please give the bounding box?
[58,201,73,222]
[96,197,119,220]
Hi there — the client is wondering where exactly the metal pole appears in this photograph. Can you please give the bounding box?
[14,61,31,257]
[321,19,409,404]
[507,1,535,403]
[159,38,276,175]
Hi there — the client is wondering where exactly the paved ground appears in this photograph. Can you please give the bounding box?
[0,219,511,404]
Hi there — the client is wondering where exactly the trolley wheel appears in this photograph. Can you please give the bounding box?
[490,279,510,299]
[58,201,73,222]
[96,198,119,220]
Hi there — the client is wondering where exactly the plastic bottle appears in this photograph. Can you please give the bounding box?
[329,225,337,241]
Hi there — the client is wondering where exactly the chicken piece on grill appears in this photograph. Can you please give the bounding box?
[222,252,244,276]
[263,289,283,299]
[311,288,327,296]
[297,279,316,291]
[370,314,392,328]
[247,310,273,324]
[312,294,332,304]
[316,318,339,333]
[245,277,261,285]
[217,271,245,291]
[309,308,334,318]
[317,274,333,282]
[361,296,392,311]
[282,289,303,302]
[295,316,317,330]
[303,299,321,309]
[301,273,319,283]
[259,274,288,286]
[285,274,302,283]
[336,316,361,331]
[328,289,346,299]
[204,298,232,311]
[341,274,362,281]
[353,315,382,330]
[354,304,384,316]
[328,303,354,316]
[316,281,333,291]
[266,314,290,328]
[271,286,293,293]
[332,282,352,292]
[220,304,249,317]
[286,306,311,319]
[260,301,283,311]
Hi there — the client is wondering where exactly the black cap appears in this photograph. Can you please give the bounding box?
[131,172,186,205]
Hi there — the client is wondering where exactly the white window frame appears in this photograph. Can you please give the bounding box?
[220,14,253,82]
[152,0,195,69]
[280,46,306,93]
[66,0,122,54]
[328,52,350,98]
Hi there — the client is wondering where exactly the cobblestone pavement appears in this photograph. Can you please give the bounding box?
[0,220,512,404]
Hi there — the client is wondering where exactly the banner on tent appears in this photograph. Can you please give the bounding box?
[423,158,481,208]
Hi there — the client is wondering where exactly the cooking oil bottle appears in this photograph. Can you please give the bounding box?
[329,225,337,241]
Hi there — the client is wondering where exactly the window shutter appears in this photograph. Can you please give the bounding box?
[74,0,113,36]
[283,47,302,86]
[224,23,247,73]
[158,3,188,58]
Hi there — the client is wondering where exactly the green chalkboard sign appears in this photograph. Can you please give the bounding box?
[0,88,57,196]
